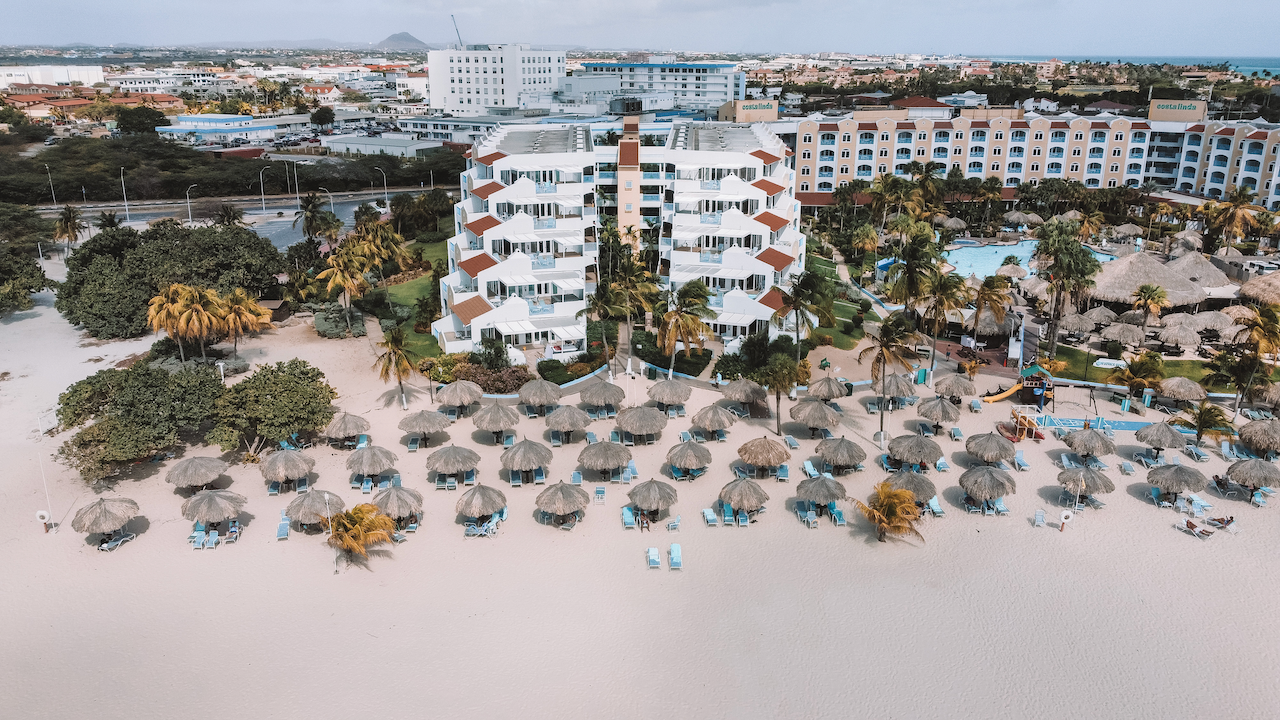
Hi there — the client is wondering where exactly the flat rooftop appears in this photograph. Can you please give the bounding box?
[495,125,592,155]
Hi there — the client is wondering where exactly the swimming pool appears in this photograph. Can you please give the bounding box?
[944,240,1113,278]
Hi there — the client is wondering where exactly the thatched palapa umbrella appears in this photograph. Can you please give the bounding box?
[934,373,975,397]
[959,466,1016,501]
[969,307,1018,336]
[1114,223,1144,237]
[425,445,481,474]
[1004,210,1034,226]
[72,497,140,535]
[1101,323,1145,346]
[579,380,624,408]
[996,264,1028,279]
[889,471,936,501]
[1216,246,1243,258]
[346,445,398,476]
[1191,311,1232,331]
[1135,422,1188,456]
[1063,428,1116,458]
[181,489,248,525]
[1020,276,1050,300]
[519,379,563,410]
[648,378,692,405]
[1161,312,1195,326]
[808,375,848,401]
[456,484,507,518]
[719,478,769,512]
[1159,377,1206,401]
[888,434,943,465]
[797,474,847,505]
[1061,209,1085,221]
[738,436,791,468]
[941,217,966,231]
[1059,314,1095,334]
[259,449,315,483]
[1057,468,1114,497]
[817,436,867,467]
[616,406,668,436]
[1221,305,1256,322]
[373,485,423,519]
[165,457,229,489]
[287,490,345,525]
[965,432,1015,463]
[723,377,766,405]
[1116,309,1154,326]
[790,399,841,430]
[1148,464,1207,496]
[472,403,521,433]
[501,438,553,472]
[398,410,451,436]
[1158,325,1201,348]
[629,479,678,512]
[1025,213,1044,225]
[437,380,483,409]
[1227,459,1280,489]
[1240,419,1280,454]
[880,373,915,399]
[578,441,631,470]
[917,396,960,424]
[324,411,370,439]
[1083,306,1118,324]
[545,405,592,441]
[1089,252,1206,306]
[1242,272,1280,305]
[690,403,737,431]
[536,482,590,517]
[667,441,712,470]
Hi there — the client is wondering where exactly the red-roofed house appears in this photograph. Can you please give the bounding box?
[464,215,503,237]
[469,182,504,200]
[302,85,343,104]
[755,247,795,273]
[450,296,493,326]
[458,253,498,279]
[757,287,789,313]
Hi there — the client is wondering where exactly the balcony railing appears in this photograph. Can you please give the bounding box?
[708,294,724,308]
[818,172,834,178]
[535,217,557,229]
[597,171,617,180]
[1213,160,1228,168]
[700,212,722,225]
[531,254,556,269]
[642,172,662,179]
[642,194,662,202]
[1008,151,1024,158]
[699,251,723,264]
[819,139,835,146]
[857,170,873,177]
[1249,149,1264,155]
[1087,168,1102,175]
[859,138,873,145]
[700,180,721,191]
[535,182,556,194]
[529,299,556,315]
[1188,139,1201,146]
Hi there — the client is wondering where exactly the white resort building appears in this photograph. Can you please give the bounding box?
[432,117,805,362]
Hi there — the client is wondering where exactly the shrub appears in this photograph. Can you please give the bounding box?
[1105,340,1124,359]
[537,359,573,385]
[379,318,399,332]
[632,330,714,376]
[712,353,749,381]
[452,363,534,394]
[815,334,834,347]
[858,298,873,314]
[842,321,857,334]
[312,302,366,338]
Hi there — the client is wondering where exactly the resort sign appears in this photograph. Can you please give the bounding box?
[1148,99,1206,122]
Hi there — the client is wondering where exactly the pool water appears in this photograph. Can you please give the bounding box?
[944,240,1113,278]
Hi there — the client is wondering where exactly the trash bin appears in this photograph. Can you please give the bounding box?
[646,366,657,381]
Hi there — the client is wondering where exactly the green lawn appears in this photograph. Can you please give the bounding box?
[400,321,441,359]
[385,241,450,358]
[1048,345,1225,390]
[807,255,838,277]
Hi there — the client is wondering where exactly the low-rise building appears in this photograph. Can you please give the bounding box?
[320,135,442,158]
[939,90,988,108]
[581,56,746,111]
[156,114,276,143]
[427,44,566,116]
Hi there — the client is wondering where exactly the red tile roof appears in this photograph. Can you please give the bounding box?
[470,182,504,200]
[933,121,953,129]
[1187,125,1205,132]
[784,147,794,156]
[458,253,498,278]
[890,96,951,108]
[464,215,502,236]
[618,140,639,167]
[476,151,507,166]
[757,287,789,313]
[1131,122,1150,130]
[751,149,781,164]
[858,122,878,130]
[1247,131,1269,139]
[969,121,989,128]
[1011,121,1030,128]
[1215,128,1235,136]
[755,212,790,232]
[752,179,786,196]
[451,296,493,325]
[818,123,838,131]
[756,247,794,272]
[795,192,835,206]
[1051,121,1070,128]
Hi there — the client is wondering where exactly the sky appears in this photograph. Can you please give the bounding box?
[3,0,1278,57]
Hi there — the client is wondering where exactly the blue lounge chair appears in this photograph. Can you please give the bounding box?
[733,464,749,480]
[204,530,219,549]
[936,457,951,472]
[964,497,981,513]
[509,469,522,488]
[777,464,790,481]
[667,515,681,532]
[586,407,599,421]
[918,422,934,437]
[1185,444,1209,462]
[722,502,734,526]
[628,460,638,477]
[407,436,420,452]
[993,498,1010,515]
[879,454,896,472]
[622,431,635,447]
[606,404,618,418]
[676,404,686,417]
[361,478,372,494]
[671,466,686,480]
[1236,443,1260,460]
[820,428,835,440]
[692,429,706,443]
[444,407,458,422]
[551,430,562,448]
[378,475,390,490]
[268,481,280,496]
[1085,455,1109,471]
[1060,453,1080,469]
[524,404,537,419]
[534,467,546,485]
[669,544,682,569]
[1261,487,1276,496]
[435,475,448,491]
[392,474,402,487]
[188,522,207,543]
[296,477,309,493]
[463,469,476,486]
[609,430,621,444]
[702,508,718,526]
[191,531,206,550]
[804,510,818,528]
[803,460,819,479]
[646,547,661,568]
[668,407,678,419]
[785,435,800,450]
[571,471,583,486]
[950,426,963,442]
[1252,491,1268,507]
[1034,509,1046,527]
[795,500,810,522]
[276,520,290,541]
[680,431,693,443]
[279,439,298,451]
[1012,450,1029,472]
[356,434,369,449]
[715,429,727,442]
[503,433,515,449]
[1150,487,1172,508]
[829,502,846,526]
[1120,461,1135,475]
[622,506,637,529]
[928,496,945,518]
[829,402,844,415]
[970,399,982,413]
[982,501,996,516]
[737,510,749,527]
[446,476,458,491]
[1221,441,1239,460]
[594,486,605,504]
[865,398,880,414]
[586,432,598,444]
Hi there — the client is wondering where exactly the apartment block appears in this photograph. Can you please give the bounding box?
[581,56,746,111]
[426,45,566,116]
[1146,121,1280,208]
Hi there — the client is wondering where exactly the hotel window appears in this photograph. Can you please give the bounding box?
[1114,132,1124,141]
[1034,131,1044,140]
[967,161,982,171]
[1107,179,1117,187]
[802,134,812,143]
[971,130,987,142]
[992,147,1002,156]
[1012,131,1026,142]
[800,166,810,175]
[955,132,964,139]
[1072,148,1082,157]
[1051,131,1066,142]
[1032,147,1042,156]
[1074,132,1084,141]
[1110,163,1119,172]
[1030,163,1040,172]
[991,162,1000,171]
[918,132,927,140]
[994,131,1004,140]
[878,164,887,173]
[800,182,809,191]
[841,133,851,142]
[1070,162,1080,172]
[840,165,849,174]
[953,147,963,156]
[916,148,925,156]
[1133,132,1146,142]
[880,132,889,141]
[840,149,850,158]
[934,131,950,142]
[1112,148,1122,157]
[801,150,811,159]
[879,149,889,157]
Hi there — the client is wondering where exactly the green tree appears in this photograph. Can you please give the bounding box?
[1205,187,1262,250]
[1131,284,1169,339]
[656,280,717,377]
[95,211,122,231]
[206,359,337,456]
[858,311,925,436]
[293,193,329,241]
[576,285,627,375]
[612,258,660,358]
[773,270,836,364]
[53,204,87,252]
[212,204,247,227]
[1035,219,1101,358]
[1170,401,1233,443]
[920,268,974,366]
[220,287,273,359]
[310,106,335,128]
[1204,350,1270,419]
[316,247,371,333]
[115,106,170,134]
[1106,350,1165,396]
[884,221,940,305]
[374,327,420,404]
[753,353,803,436]
[326,503,396,563]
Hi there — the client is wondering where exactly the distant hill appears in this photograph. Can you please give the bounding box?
[376,33,430,50]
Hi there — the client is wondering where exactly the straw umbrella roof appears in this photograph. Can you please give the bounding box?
[964,273,983,289]
[1089,252,1206,306]
[286,490,345,525]
[437,380,484,407]
[535,482,590,516]
[455,484,507,518]
[738,436,791,467]
[1059,314,1095,333]
[616,406,669,435]
[968,307,1019,336]
[1116,309,1156,326]
[519,379,563,407]
[959,466,1016,501]
[578,441,631,470]
[1061,209,1085,221]
[723,377,767,404]
[324,411,370,438]
[165,457,229,488]
[888,434,943,464]
[579,380,624,407]
[817,436,867,466]
[1057,468,1115,496]
[71,497,139,534]
[259,449,315,483]
[346,445,398,476]
[1064,428,1116,457]
[1227,459,1280,488]
[1135,422,1189,449]
[1101,323,1145,346]
[941,217,967,231]
[965,432,1015,463]
[1191,311,1232,331]
[372,485,423,518]
[690,403,738,431]
[1026,213,1045,225]
[719,478,769,512]
[667,440,712,469]
[472,403,521,432]
[1240,419,1280,453]
[1165,253,1231,288]
[1221,325,1251,344]
[889,471,936,500]
[1083,306,1118,323]
[880,373,916,398]
[934,373,975,397]
[1252,382,1280,406]
[425,445,481,474]
[1147,464,1207,494]
[1020,276,1050,299]
[1114,223,1145,237]
[996,264,1028,279]
[181,489,248,524]
[545,405,592,432]
[1173,228,1202,241]
[1158,325,1201,347]
[648,378,692,405]
[796,475,847,505]
[398,410,451,435]
[1159,377,1207,401]
[808,375,848,401]
[790,399,841,429]
[1241,272,1280,305]
[917,396,960,424]
[1004,210,1034,225]
[1215,246,1243,257]
[1160,312,1195,326]
[1221,305,1257,322]
[628,479,679,511]
[501,438,553,471]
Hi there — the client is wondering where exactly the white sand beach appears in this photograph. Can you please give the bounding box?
[3,283,1280,719]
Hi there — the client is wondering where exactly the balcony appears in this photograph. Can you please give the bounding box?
[642,194,662,202]
[1188,139,1201,146]
[529,299,556,315]
[534,217,557,229]
[531,254,556,269]
[663,203,674,212]
[700,179,721,191]
[1087,168,1102,175]
[1153,152,1178,160]
[857,170,873,177]
[818,172,834,178]
[583,242,598,254]
[597,171,617,180]
[820,139,835,146]
[708,294,724,308]
[535,182,556,194]
[1009,151,1025,158]
[1213,159,1228,168]
[700,212,722,225]
[642,172,662,180]
[699,251,723,264]
[859,138,873,145]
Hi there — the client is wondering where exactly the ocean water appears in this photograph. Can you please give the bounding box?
[987,56,1280,77]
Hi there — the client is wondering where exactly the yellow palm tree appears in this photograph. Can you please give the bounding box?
[1077,211,1105,241]
[147,283,194,362]
[325,503,396,560]
[657,280,716,377]
[374,327,420,405]
[177,287,226,360]
[1207,187,1262,250]
[220,288,273,359]
[317,249,372,333]
[853,481,924,543]
[1131,283,1169,339]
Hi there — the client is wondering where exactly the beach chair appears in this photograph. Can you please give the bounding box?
[1086,495,1106,510]
[737,510,750,527]
[865,398,880,415]
[1150,487,1172,508]
[715,429,728,442]
[702,508,718,527]
[1119,461,1135,476]
[1221,441,1239,460]
[268,481,280,496]
[1176,518,1214,540]
[586,432,598,445]
[444,407,458,423]
[804,510,818,528]
[993,498,1010,516]
[360,477,373,494]
[191,531,206,550]
[969,399,982,413]
[204,530,219,549]
[729,404,748,418]
[1261,487,1276,496]
[1085,456,1110,471]
[722,502,734,526]
[820,428,835,441]
[503,433,515,449]
[692,429,707,444]
[879,455,896,473]
[509,469,523,488]
[949,426,963,442]
[918,422,934,437]
[605,404,618,418]
[646,547,661,569]
[785,435,800,450]
[829,502,846,526]
[550,430,562,448]
[571,471,583,486]
[622,506,637,529]
[827,402,843,415]
[1236,443,1260,460]
[795,500,809,522]
[1242,408,1262,421]
[295,477,308,493]
[803,460,819,479]
[436,474,448,491]
[665,514,681,532]
[534,467,546,485]
[188,522,207,544]
[1054,427,1070,441]
[463,469,476,486]
[671,466,686,481]
[668,407,678,419]
[523,404,537,419]
[378,475,390,490]
[587,407,599,421]
[1175,497,1189,514]
[1187,494,1212,514]
[407,435,420,453]
[928,496,945,518]
[609,430,621,444]
[669,544,683,570]
[1185,444,1209,462]
[982,500,996,516]
[280,439,298,451]
[594,486,605,504]
[964,496,981,514]
[446,476,458,491]
[1034,509,1046,527]
[392,474,401,487]
[1013,450,1030,472]
[356,434,369,449]
[1251,491,1268,507]
[732,464,749,481]
[676,404,686,417]
[1060,453,1079,470]
[935,457,951,472]
[777,464,790,481]
[680,431,693,443]
[628,460,638,478]
[622,431,635,447]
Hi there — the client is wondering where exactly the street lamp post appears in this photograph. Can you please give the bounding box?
[373,166,389,208]
[319,187,335,213]
[44,164,57,206]
[120,167,130,222]
[292,161,301,210]
[258,166,270,214]
[185,184,198,223]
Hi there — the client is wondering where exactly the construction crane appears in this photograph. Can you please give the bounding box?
[451,15,464,49]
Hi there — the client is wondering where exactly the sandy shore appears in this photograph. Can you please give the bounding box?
[3,276,1279,719]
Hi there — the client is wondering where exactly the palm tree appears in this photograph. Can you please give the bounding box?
[1204,349,1271,420]
[374,327,420,406]
[1106,350,1165,396]
[283,269,320,307]
[921,268,974,366]
[775,270,836,364]
[177,286,226,360]
[351,221,408,280]
[353,203,380,229]
[1148,202,1171,252]
[1171,401,1233,444]
[1036,219,1102,358]
[884,221,940,305]
[1207,186,1262,250]
[976,177,1004,226]
[970,275,1012,339]
[317,248,372,333]
[147,283,193,362]
[212,204,247,227]
[656,280,716,378]
[858,311,925,436]
[853,481,924,543]
[1238,304,1280,359]
[220,288,272,359]
[325,503,396,562]
[292,193,328,240]
[612,259,659,357]
[846,223,879,275]
[53,204,86,253]
[1131,284,1170,339]
[754,353,804,436]
[94,211,121,231]
[575,285,627,376]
